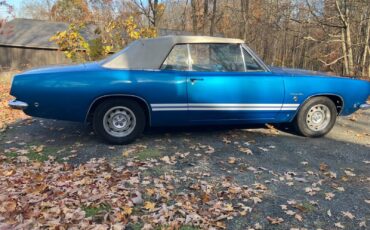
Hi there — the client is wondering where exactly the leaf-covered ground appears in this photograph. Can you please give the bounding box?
[0,73,369,229]
[0,71,27,132]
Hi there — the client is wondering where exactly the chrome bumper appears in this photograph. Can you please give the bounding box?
[360,103,370,110]
[8,99,28,110]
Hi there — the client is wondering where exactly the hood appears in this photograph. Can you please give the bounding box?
[270,66,339,77]
[20,62,100,75]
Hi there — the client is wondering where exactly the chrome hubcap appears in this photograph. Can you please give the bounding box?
[306,104,331,131]
[103,106,136,137]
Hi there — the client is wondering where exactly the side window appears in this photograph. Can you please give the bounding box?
[242,48,263,71]
[161,44,189,71]
[189,44,245,72]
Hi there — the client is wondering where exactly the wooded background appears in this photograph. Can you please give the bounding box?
[3,0,370,78]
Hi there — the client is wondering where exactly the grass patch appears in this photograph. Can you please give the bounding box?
[28,146,61,162]
[82,203,111,218]
[299,201,316,212]
[180,225,201,230]
[27,151,50,162]
[4,152,18,158]
[3,146,62,162]
[127,222,143,230]
[142,165,168,177]
[136,148,162,160]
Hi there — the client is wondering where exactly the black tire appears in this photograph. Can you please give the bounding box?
[93,98,146,144]
[294,96,337,137]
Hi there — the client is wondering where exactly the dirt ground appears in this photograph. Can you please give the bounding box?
[0,108,369,229]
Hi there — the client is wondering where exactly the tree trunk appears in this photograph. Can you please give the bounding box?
[240,0,249,41]
[361,16,370,77]
[152,0,159,27]
[203,0,209,33]
[191,0,198,35]
[341,28,349,75]
[335,0,354,76]
[345,24,354,76]
[209,0,217,36]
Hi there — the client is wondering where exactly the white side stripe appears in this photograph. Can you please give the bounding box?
[188,107,297,111]
[151,103,187,107]
[151,103,300,111]
[151,103,300,107]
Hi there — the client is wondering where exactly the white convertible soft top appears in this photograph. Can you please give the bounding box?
[101,35,244,70]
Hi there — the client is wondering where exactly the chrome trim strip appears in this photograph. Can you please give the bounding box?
[187,44,192,71]
[359,103,370,110]
[151,103,188,107]
[152,108,188,111]
[240,44,247,72]
[8,99,28,110]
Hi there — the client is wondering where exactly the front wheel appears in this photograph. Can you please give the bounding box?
[294,97,337,137]
[93,99,146,144]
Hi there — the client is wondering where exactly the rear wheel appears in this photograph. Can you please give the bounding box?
[93,99,146,144]
[294,97,337,137]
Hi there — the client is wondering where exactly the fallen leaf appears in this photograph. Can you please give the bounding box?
[122,206,132,215]
[341,211,355,220]
[160,156,176,165]
[1,169,16,176]
[222,138,231,144]
[266,216,284,225]
[334,222,345,229]
[294,214,303,222]
[359,221,366,228]
[327,209,332,217]
[325,192,335,200]
[285,210,295,216]
[344,170,356,177]
[223,203,234,211]
[228,157,236,164]
[320,163,329,171]
[144,202,155,211]
[280,205,287,210]
[239,147,253,155]
[205,145,215,154]
[0,200,17,213]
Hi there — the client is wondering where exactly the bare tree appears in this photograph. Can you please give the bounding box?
[131,0,164,27]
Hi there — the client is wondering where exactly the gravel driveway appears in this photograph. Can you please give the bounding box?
[1,110,369,229]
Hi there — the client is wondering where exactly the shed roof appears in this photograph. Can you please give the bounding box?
[0,18,96,49]
[102,35,245,70]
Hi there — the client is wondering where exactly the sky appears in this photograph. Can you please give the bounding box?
[1,0,24,18]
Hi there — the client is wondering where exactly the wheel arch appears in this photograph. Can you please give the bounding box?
[85,94,151,126]
[293,94,344,119]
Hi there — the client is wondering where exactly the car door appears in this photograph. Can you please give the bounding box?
[146,44,189,126]
[187,43,286,124]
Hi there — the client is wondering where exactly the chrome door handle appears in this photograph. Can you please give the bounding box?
[190,78,204,84]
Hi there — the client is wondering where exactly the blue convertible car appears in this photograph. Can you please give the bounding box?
[9,36,370,144]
